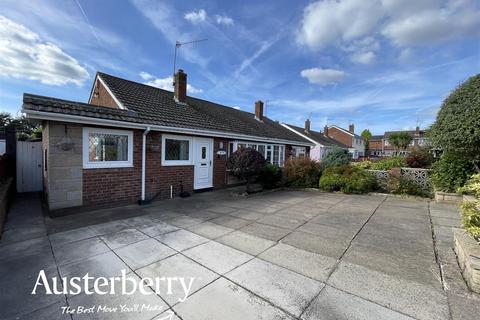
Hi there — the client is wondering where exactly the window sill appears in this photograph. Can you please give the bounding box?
[161,161,193,167]
[83,163,134,169]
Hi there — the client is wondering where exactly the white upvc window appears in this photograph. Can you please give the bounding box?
[228,141,286,167]
[292,146,306,159]
[161,134,193,166]
[83,127,133,169]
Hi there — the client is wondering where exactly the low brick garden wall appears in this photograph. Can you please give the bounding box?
[454,228,480,293]
[0,177,14,238]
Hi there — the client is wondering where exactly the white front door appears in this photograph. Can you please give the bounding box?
[194,137,213,189]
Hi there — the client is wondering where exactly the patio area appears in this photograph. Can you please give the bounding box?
[1,190,479,320]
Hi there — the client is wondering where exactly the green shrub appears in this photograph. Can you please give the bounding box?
[384,174,432,198]
[319,165,377,194]
[431,152,475,192]
[430,74,480,172]
[405,146,434,168]
[370,157,406,170]
[461,200,480,239]
[257,164,282,189]
[354,160,373,169]
[321,148,351,169]
[283,158,322,188]
[228,148,266,190]
[458,173,480,198]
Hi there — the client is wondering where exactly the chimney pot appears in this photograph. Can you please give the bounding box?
[349,124,354,134]
[174,69,187,103]
[324,125,329,136]
[305,119,311,132]
[255,100,264,120]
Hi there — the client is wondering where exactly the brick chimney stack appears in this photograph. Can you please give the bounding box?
[305,119,311,132]
[324,125,329,136]
[349,123,355,134]
[255,100,264,121]
[174,69,187,103]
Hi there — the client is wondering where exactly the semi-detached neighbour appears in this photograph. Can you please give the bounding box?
[22,70,312,212]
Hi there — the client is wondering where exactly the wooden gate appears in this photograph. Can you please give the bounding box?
[16,141,43,192]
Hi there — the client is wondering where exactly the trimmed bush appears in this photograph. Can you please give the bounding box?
[319,165,377,194]
[461,200,480,240]
[370,156,406,170]
[405,146,434,168]
[283,158,322,188]
[431,152,475,192]
[321,148,351,169]
[228,148,266,191]
[257,164,282,189]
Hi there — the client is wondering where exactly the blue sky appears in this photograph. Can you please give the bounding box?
[0,0,479,135]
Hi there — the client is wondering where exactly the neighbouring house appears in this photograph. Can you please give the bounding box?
[22,70,312,211]
[325,124,365,159]
[282,120,348,161]
[368,126,428,157]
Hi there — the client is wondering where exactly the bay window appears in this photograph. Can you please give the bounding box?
[227,141,285,167]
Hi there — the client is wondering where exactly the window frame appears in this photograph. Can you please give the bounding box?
[82,127,133,169]
[228,140,286,167]
[161,134,193,166]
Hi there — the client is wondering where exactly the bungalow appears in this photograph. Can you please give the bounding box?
[22,70,312,211]
[325,124,365,159]
[282,120,348,160]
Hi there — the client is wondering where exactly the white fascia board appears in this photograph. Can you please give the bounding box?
[281,123,325,147]
[24,109,313,147]
[88,74,126,110]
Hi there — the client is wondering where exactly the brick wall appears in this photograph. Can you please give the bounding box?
[83,130,142,206]
[327,127,353,147]
[90,79,119,109]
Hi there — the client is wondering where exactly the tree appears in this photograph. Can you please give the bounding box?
[0,112,40,140]
[388,132,413,155]
[361,129,372,151]
[321,147,351,168]
[227,148,266,192]
[430,74,480,171]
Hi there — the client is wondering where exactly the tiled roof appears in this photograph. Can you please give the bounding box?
[370,135,384,140]
[285,124,349,148]
[329,125,363,139]
[23,72,310,144]
[384,130,425,138]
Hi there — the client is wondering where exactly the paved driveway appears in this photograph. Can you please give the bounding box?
[1,191,478,320]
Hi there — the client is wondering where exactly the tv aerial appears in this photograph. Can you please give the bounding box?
[172,38,208,86]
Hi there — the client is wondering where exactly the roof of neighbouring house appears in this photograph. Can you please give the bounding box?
[384,129,426,138]
[284,124,349,148]
[370,135,384,140]
[328,125,363,139]
[22,72,311,145]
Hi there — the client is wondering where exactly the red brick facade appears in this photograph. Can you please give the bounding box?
[327,127,352,147]
[90,79,119,109]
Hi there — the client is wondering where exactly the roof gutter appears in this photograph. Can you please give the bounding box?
[24,109,314,147]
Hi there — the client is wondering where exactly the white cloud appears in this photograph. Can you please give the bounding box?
[297,0,384,50]
[300,68,346,85]
[142,74,203,94]
[0,15,89,86]
[184,9,207,24]
[351,51,376,64]
[215,15,234,26]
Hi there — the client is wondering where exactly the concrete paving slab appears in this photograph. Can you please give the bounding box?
[209,215,252,229]
[186,221,234,239]
[54,237,110,266]
[174,278,294,320]
[49,227,97,247]
[281,231,350,259]
[88,220,130,236]
[5,300,71,320]
[69,275,168,320]
[229,209,268,220]
[1,225,47,244]
[302,285,414,320]
[328,261,449,320]
[58,251,128,280]
[256,214,305,230]
[183,241,252,274]
[298,222,359,239]
[137,222,179,237]
[259,243,337,282]
[447,292,480,320]
[0,236,51,258]
[431,216,461,228]
[215,230,276,255]
[137,254,219,306]
[185,210,221,220]
[156,229,209,251]
[226,258,324,317]
[100,228,150,250]
[240,223,291,241]
[207,205,238,214]
[275,206,325,220]
[0,250,57,282]
[122,215,168,229]
[115,238,176,270]
[248,203,287,214]
[166,216,205,228]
